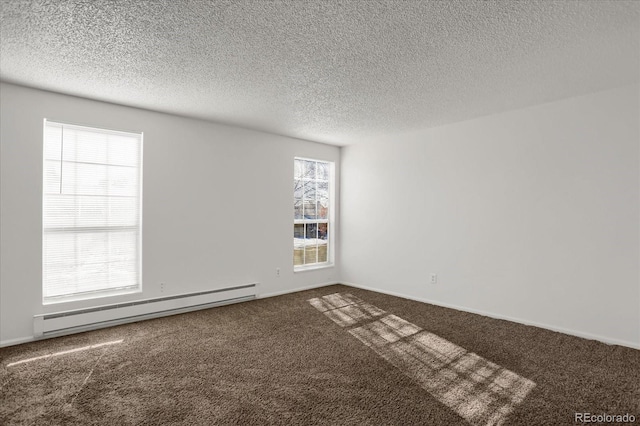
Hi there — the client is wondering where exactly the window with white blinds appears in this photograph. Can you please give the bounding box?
[294,158,332,268]
[43,120,142,303]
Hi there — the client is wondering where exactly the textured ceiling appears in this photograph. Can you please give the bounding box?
[1,0,638,145]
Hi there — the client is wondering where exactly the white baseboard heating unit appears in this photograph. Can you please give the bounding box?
[33,283,257,339]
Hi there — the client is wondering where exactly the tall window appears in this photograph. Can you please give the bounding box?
[294,158,331,268]
[43,120,142,303]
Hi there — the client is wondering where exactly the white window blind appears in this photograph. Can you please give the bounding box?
[294,158,331,267]
[43,120,142,302]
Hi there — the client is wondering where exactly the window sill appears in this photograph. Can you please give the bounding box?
[294,263,334,273]
[43,287,141,306]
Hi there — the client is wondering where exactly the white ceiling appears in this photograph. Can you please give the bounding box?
[1,0,638,146]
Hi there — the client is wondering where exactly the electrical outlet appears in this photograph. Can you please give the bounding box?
[430,273,438,284]
[160,282,165,292]
[276,268,280,277]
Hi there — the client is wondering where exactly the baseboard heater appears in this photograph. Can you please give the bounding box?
[33,283,257,339]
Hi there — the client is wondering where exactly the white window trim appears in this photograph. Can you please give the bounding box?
[294,157,335,271]
[294,263,335,273]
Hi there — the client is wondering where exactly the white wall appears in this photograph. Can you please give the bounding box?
[341,85,640,348]
[2,82,638,349]
[0,83,340,346]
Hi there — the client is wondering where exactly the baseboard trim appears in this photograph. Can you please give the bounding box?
[7,280,634,350]
[1,282,340,348]
[342,281,640,350]
[257,281,340,299]
[0,336,37,348]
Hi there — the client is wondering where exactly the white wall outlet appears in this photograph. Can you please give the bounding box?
[276,268,280,277]
[430,273,438,284]
[160,282,165,292]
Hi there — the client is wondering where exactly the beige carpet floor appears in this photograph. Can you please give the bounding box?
[1,284,639,425]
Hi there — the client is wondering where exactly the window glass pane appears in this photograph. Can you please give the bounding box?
[304,201,316,219]
[44,195,139,228]
[294,159,303,179]
[294,179,303,219]
[318,223,328,241]
[305,223,317,239]
[62,130,139,167]
[294,179,303,199]
[304,223,319,265]
[303,180,316,219]
[44,160,62,194]
[317,223,328,263]
[107,135,141,166]
[316,200,328,220]
[304,246,318,264]
[303,180,316,201]
[293,224,305,266]
[317,181,328,199]
[43,230,138,298]
[63,129,108,164]
[317,244,328,263]
[303,160,316,179]
[294,248,304,266]
[61,162,138,197]
[44,126,62,160]
[317,162,329,181]
[294,200,303,220]
[317,181,329,219]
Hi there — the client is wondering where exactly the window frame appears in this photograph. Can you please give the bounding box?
[42,119,143,304]
[293,157,334,271]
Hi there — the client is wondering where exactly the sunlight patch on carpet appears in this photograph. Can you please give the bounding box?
[6,339,123,367]
[308,293,536,426]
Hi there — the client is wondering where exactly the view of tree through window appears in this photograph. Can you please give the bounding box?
[294,158,330,267]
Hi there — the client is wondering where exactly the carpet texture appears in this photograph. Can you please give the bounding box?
[1,284,639,425]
